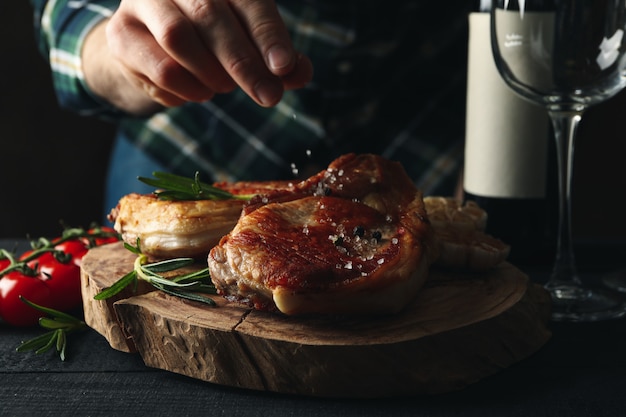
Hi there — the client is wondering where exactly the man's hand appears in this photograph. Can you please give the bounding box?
[83,0,313,114]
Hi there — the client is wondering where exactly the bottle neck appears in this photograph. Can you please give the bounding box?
[479,0,491,12]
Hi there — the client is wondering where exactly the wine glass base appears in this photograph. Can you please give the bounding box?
[547,285,626,322]
[602,269,626,293]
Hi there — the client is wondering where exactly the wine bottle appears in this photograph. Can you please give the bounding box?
[463,0,557,265]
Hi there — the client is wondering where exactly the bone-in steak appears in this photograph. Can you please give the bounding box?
[208,153,435,316]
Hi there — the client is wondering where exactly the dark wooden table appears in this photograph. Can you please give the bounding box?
[2,239,626,417]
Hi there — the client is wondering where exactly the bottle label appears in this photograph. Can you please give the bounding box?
[464,12,550,199]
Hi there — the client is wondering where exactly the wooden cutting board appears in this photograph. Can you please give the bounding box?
[80,242,551,398]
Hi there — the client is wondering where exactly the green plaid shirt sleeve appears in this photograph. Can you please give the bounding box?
[30,0,122,118]
[31,0,471,196]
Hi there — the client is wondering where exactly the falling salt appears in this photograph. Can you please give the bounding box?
[391,238,399,245]
[377,258,385,265]
[313,182,326,196]
[290,163,299,176]
[306,149,312,157]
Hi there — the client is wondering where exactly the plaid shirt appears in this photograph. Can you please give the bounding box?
[30,0,472,195]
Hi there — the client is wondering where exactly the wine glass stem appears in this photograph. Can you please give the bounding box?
[547,110,582,289]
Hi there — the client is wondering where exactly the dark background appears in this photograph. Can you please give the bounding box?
[1,2,625,240]
[1,1,115,239]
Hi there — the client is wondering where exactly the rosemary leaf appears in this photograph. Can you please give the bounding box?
[153,282,217,306]
[38,317,71,330]
[138,171,237,201]
[93,270,138,300]
[124,241,142,254]
[147,275,200,289]
[151,191,200,201]
[191,283,217,294]
[16,331,56,352]
[142,258,195,273]
[35,331,58,355]
[19,297,80,323]
[58,331,67,362]
[55,329,66,354]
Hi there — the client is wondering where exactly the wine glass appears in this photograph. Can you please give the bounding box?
[490,0,626,321]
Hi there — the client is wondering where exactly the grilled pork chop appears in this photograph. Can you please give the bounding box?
[208,154,435,316]
[109,181,295,259]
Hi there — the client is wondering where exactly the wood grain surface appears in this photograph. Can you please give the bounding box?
[81,242,552,398]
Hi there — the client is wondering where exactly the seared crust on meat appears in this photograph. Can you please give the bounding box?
[208,154,435,316]
[213,180,296,195]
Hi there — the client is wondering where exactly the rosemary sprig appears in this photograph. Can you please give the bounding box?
[138,171,252,201]
[94,241,217,306]
[15,297,87,361]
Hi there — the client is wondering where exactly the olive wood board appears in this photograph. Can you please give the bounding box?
[80,242,552,398]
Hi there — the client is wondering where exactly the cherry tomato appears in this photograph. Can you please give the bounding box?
[28,252,82,312]
[0,271,52,327]
[18,248,37,263]
[0,259,9,313]
[0,258,10,274]
[53,239,88,267]
[0,226,120,326]
[80,226,120,248]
